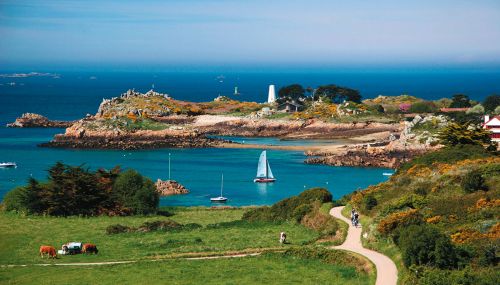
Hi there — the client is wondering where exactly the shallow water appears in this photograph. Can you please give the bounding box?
[0,128,390,206]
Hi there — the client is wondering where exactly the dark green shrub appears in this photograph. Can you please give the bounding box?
[242,188,333,223]
[292,204,312,222]
[398,224,457,269]
[137,220,182,232]
[2,186,28,212]
[362,194,377,210]
[298,187,332,203]
[106,224,131,234]
[409,101,438,113]
[461,170,487,193]
[113,169,159,214]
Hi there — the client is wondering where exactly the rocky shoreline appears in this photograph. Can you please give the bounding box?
[7,113,75,128]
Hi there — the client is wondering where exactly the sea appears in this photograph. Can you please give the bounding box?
[1,69,499,206]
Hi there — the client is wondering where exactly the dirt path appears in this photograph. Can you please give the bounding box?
[330,206,398,285]
[1,252,265,268]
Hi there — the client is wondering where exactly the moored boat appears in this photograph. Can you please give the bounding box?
[211,173,228,202]
[0,162,17,168]
[253,150,276,183]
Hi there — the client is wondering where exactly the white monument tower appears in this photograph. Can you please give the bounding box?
[267,85,276,104]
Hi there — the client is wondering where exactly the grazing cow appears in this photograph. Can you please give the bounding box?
[82,243,98,254]
[39,246,57,258]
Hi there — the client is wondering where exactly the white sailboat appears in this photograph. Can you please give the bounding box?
[234,86,240,95]
[210,173,228,202]
[253,151,276,183]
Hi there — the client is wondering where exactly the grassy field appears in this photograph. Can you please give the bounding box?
[0,206,375,285]
[0,207,320,265]
[0,253,373,285]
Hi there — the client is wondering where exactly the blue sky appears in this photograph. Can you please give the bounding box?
[1,0,500,69]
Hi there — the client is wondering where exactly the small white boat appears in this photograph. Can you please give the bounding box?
[211,173,228,203]
[234,86,240,95]
[383,172,393,176]
[253,151,276,183]
[0,162,17,168]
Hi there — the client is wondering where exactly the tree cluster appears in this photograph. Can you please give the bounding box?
[3,162,159,216]
[276,84,362,104]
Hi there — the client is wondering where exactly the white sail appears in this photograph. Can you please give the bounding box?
[267,161,274,179]
[256,151,267,178]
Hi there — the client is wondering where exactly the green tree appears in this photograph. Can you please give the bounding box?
[112,169,159,214]
[438,122,491,147]
[277,84,305,103]
[398,224,457,269]
[466,104,485,114]
[450,94,471,108]
[482,94,500,113]
[315,84,362,103]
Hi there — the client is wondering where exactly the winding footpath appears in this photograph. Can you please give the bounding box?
[330,206,398,285]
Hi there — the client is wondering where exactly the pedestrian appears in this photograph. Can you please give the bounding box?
[354,212,359,227]
[351,208,356,226]
[279,232,287,244]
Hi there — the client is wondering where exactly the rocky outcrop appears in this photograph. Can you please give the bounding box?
[155,179,189,196]
[196,116,401,138]
[7,113,75,128]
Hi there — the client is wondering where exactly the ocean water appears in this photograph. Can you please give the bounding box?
[0,128,390,206]
[0,69,498,205]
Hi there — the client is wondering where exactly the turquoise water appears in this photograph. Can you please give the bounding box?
[212,136,352,146]
[0,128,390,206]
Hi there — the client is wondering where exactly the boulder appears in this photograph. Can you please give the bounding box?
[155,179,189,196]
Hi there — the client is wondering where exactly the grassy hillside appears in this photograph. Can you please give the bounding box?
[347,145,499,284]
[0,252,373,285]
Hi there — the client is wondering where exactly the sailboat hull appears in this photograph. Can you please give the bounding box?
[253,178,276,183]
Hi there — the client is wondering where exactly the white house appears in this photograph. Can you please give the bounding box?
[483,115,500,142]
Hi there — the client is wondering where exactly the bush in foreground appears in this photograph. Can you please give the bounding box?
[3,162,159,216]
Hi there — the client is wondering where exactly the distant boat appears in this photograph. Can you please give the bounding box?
[234,86,240,95]
[253,151,276,183]
[383,172,393,176]
[211,173,228,202]
[0,162,17,168]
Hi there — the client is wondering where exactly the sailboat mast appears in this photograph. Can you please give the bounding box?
[221,173,224,196]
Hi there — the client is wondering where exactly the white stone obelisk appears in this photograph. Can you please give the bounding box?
[267,85,276,103]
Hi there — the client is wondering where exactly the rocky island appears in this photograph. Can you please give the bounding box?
[24,89,452,168]
[7,113,75,128]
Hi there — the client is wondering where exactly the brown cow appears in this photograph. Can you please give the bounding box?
[39,245,57,258]
[82,243,98,254]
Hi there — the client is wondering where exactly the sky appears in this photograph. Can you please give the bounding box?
[1,0,500,69]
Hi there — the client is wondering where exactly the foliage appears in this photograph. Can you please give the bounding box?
[362,194,378,211]
[314,84,362,103]
[450,94,471,108]
[3,162,158,216]
[438,122,491,147]
[398,144,491,172]
[112,169,159,215]
[277,84,305,103]
[461,169,487,193]
[495,106,500,115]
[282,247,372,274]
[242,188,338,237]
[397,224,458,269]
[399,103,411,112]
[417,267,500,285]
[377,209,422,236]
[482,94,500,113]
[409,101,438,113]
[466,104,485,114]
